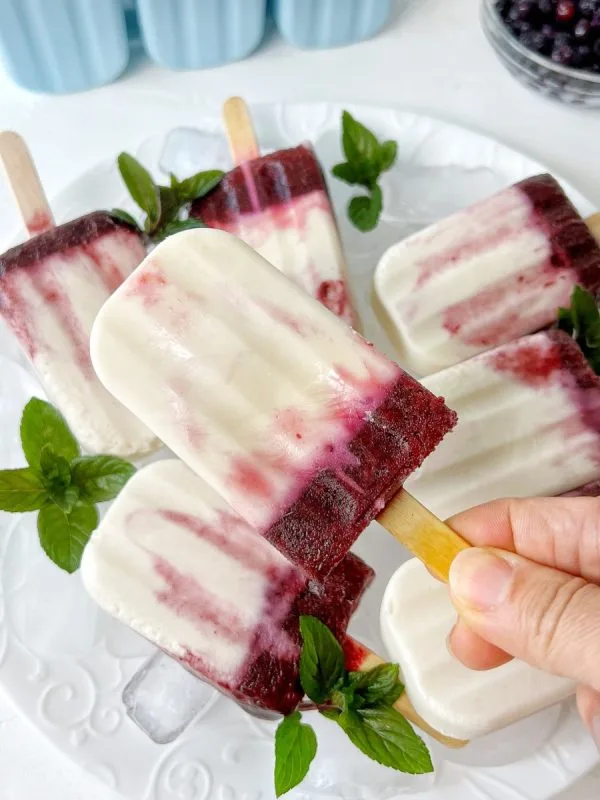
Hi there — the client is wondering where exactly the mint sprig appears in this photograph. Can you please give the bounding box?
[0,398,136,573]
[557,285,600,375]
[332,111,398,232]
[274,616,433,795]
[113,152,224,243]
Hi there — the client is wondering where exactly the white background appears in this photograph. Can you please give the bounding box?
[0,0,598,797]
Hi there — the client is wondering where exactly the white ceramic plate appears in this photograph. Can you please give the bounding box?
[0,102,597,800]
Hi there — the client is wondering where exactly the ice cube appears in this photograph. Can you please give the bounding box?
[123,651,218,744]
[3,514,100,659]
[159,128,232,179]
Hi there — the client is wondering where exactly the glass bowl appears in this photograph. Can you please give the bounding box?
[481,0,600,107]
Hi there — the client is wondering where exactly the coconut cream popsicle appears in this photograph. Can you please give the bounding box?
[406,330,600,520]
[0,132,156,456]
[380,559,574,740]
[191,98,358,327]
[90,229,458,581]
[374,174,600,376]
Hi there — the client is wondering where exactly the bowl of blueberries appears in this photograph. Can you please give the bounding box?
[481,0,600,106]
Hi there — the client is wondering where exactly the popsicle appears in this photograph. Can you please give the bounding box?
[406,329,600,520]
[90,229,458,581]
[122,538,375,744]
[82,459,463,747]
[380,559,575,740]
[374,174,600,376]
[561,481,600,498]
[191,97,358,328]
[0,132,157,457]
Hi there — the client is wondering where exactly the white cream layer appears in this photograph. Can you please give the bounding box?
[380,559,574,740]
[222,192,356,327]
[81,460,298,682]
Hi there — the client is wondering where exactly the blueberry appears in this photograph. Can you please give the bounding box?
[575,18,592,37]
[521,29,548,50]
[509,1,532,20]
[571,43,592,65]
[554,31,574,45]
[552,42,574,62]
[579,0,599,17]
[540,22,556,37]
[537,0,555,12]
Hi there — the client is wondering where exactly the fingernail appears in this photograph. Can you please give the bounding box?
[449,548,515,611]
[593,714,600,753]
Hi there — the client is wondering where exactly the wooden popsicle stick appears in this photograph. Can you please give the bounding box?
[586,212,600,243]
[0,131,54,237]
[222,97,261,165]
[349,640,467,749]
[377,491,471,583]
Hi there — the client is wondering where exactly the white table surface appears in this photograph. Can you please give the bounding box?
[0,0,599,797]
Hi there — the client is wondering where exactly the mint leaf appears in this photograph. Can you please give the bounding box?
[348,185,382,233]
[54,485,80,514]
[378,140,398,173]
[20,398,80,471]
[71,455,136,504]
[331,162,361,185]
[348,664,404,708]
[342,111,380,173]
[117,153,161,230]
[557,286,600,375]
[38,503,99,574]
[176,170,224,203]
[299,615,344,704]
[158,186,181,228]
[110,208,141,230]
[39,445,74,510]
[557,305,575,336]
[0,468,48,512]
[337,707,433,775]
[274,712,317,797]
[320,708,342,721]
[155,218,206,242]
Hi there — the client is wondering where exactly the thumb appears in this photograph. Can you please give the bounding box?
[449,547,600,691]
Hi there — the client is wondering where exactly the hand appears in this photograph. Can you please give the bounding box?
[446,497,600,748]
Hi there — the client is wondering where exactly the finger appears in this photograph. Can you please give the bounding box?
[576,683,600,751]
[448,497,600,584]
[448,620,513,671]
[449,547,600,690]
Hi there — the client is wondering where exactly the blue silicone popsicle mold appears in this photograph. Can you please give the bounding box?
[136,0,267,70]
[0,0,394,93]
[271,0,392,49]
[0,0,130,94]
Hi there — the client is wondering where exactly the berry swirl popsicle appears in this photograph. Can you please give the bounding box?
[90,229,457,581]
[374,174,600,376]
[192,98,358,327]
[406,329,600,519]
[0,132,156,457]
